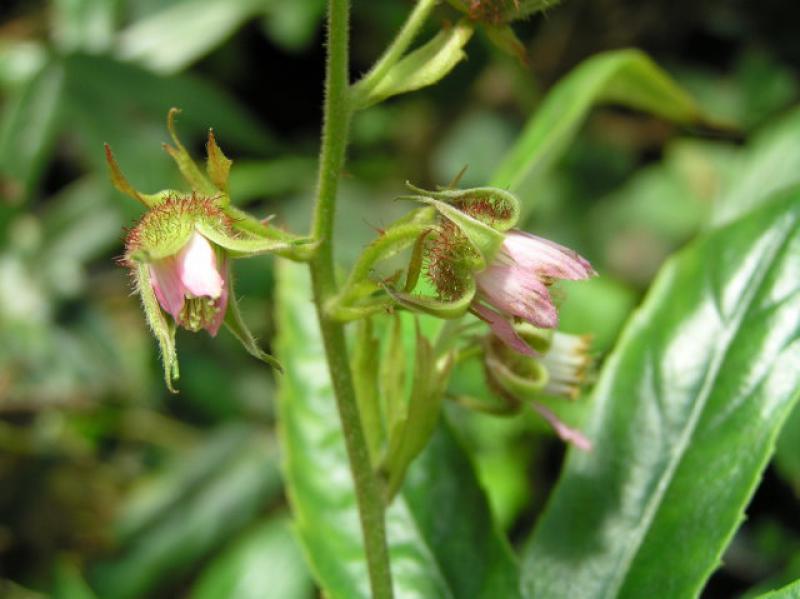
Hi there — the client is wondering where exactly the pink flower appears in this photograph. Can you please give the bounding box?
[148,232,228,336]
[473,231,595,354]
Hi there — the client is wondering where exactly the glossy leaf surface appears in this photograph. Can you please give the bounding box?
[521,190,800,598]
[192,516,313,599]
[275,261,520,599]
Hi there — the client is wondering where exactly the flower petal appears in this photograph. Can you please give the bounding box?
[149,257,185,319]
[531,402,592,451]
[177,232,224,298]
[503,230,595,280]
[476,262,558,328]
[472,303,537,357]
[205,259,229,337]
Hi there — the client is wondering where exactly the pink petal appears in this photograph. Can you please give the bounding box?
[205,259,229,337]
[531,402,592,451]
[472,303,537,357]
[476,263,559,328]
[503,231,595,280]
[149,257,185,319]
[177,232,224,299]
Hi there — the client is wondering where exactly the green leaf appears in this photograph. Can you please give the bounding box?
[520,189,800,598]
[52,557,97,599]
[261,0,326,53]
[61,53,275,181]
[91,425,283,599]
[775,401,800,495]
[712,107,800,227]
[115,0,266,75]
[275,261,520,599]
[0,60,65,202]
[755,578,800,599]
[191,515,314,599]
[357,21,475,109]
[52,0,116,54]
[491,48,703,192]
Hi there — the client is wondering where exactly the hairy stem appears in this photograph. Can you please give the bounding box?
[308,1,394,597]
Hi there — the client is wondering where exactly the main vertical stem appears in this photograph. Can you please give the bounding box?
[309,1,393,598]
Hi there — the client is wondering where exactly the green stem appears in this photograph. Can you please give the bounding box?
[309,1,394,598]
[352,0,439,102]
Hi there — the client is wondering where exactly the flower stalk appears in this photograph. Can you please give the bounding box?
[308,0,393,597]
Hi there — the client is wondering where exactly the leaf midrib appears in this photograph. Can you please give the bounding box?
[604,215,794,597]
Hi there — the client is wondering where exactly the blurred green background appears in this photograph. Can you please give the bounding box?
[0,0,798,597]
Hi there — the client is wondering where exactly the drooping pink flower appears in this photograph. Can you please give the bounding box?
[148,232,228,336]
[473,230,595,352]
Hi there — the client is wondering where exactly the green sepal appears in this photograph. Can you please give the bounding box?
[223,272,283,373]
[134,263,179,392]
[510,321,553,353]
[483,324,557,401]
[352,318,384,463]
[196,221,308,258]
[206,129,232,194]
[383,276,476,319]
[381,319,454,500]
[163,107,219,197]
[130,223,194,264]
[105,144,179,208]
[411,196,505,266]
[224,206,317,262]
[381,315,408,449]
[484,347,549,400]
[335,222,432,309]
[484,24,527,64]
[405,182,520,230]
[354,20,475,109]
[326,297,395,322]
[404,228,433,293]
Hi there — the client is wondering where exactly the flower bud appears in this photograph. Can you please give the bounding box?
[483,323,593,449]
[107,111,295,390]
[124,194,232,335]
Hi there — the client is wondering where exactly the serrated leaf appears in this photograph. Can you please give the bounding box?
[357,21,475,109]
[520,189,800,599]
[275,261,520,599]
[491,48,703,192]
